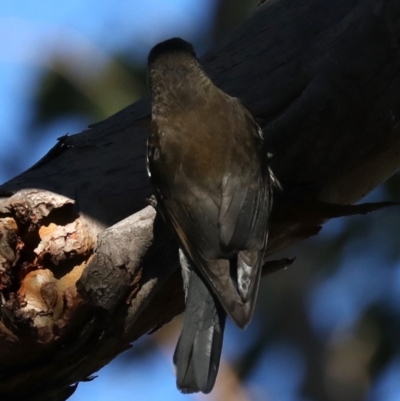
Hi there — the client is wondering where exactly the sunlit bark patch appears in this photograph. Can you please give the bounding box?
[0,190,93,346]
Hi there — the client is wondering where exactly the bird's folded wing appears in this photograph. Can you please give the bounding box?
[163,175,268,327]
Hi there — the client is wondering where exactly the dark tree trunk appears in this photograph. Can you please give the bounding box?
[1,0,400,400]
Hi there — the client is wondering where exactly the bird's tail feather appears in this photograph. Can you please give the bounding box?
[173,269,226,394]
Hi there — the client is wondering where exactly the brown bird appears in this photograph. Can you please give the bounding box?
[147,38,279,393]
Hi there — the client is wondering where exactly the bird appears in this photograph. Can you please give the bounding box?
[146,37,279,394]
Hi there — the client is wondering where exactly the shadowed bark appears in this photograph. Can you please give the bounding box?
[1,0,400,399]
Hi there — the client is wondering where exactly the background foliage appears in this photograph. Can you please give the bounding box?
[1,1,399,400]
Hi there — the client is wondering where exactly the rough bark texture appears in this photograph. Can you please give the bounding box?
[1,0,400,400]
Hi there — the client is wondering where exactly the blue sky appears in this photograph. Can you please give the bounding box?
[0,0,215,184]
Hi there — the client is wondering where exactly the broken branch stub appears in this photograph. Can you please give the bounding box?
[0,190,181,401]
[0,190,92,360]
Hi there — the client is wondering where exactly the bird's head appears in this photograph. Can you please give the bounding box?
[148,38,196,66]
[147,38,212,116]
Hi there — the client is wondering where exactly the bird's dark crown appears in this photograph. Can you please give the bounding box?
[148,38,196,66]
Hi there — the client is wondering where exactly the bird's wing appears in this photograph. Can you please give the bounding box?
[217,102,272,306]
[165,199,255,327]
[148,105,274,327]
[163,178,267,328]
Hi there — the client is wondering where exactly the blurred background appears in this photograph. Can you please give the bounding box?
[1,1,400,400]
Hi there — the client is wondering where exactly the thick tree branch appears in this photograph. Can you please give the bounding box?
[1,0,400,400]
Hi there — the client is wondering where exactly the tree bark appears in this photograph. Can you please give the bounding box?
[1,0,400,399]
